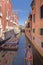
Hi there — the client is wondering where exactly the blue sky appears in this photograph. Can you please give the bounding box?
[11,0,32,25]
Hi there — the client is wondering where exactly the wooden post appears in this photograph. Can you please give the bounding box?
[24,58,26,65]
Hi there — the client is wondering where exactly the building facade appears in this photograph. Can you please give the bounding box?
[31,0,43,48]
[25,14,32,40]
[0,0,6,38]
[0,0,19,39]
[25,0,43,57]
[5,0,14,31]
[12,12,20,34]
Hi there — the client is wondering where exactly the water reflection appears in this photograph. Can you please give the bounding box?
[0,50,17,65]
[12,33,26,65]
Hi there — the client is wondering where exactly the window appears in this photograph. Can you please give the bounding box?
[31,0,35,7]
[33,14,35,22]
[40,5,43,18]
[28,22,30,28]
[40,28,43,35]
[0,4,2,12]
[6,29,8,32]
[6,7,9,17]
[2,54,5,57]
[0,18,1,25]
[0,60,1,62]
[33,29,35,33]
[0,28,1,34]
[29,30,30,33]
[41,42,43,48]
[6,10,9,16]
[33,36,35,40]
[5,60,7,64]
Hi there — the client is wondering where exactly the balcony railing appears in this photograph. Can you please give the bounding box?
[31,0,35,9]
[10,19,13,22]
[6,16,9,21]
[0,25,2,28]
[13,21,17,25]
[0,12,2,17]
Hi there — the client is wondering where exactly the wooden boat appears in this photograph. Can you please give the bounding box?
[0,45,18,51]
[24,45,33,65]
[0,37,19,51]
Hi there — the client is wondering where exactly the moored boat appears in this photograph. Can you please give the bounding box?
[0,37,19,51]
[24,45,33,65]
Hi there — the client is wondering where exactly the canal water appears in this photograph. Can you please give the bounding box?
[12,33,26,65]
[12,33,43,65]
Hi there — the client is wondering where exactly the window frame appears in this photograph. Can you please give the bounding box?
[33,29,35,33]
[40,28,43,35]
[40,5,43,19]
[33,14,35,22]
[41,42,43,48]
[0,4,2,13]
[28,22,30,28]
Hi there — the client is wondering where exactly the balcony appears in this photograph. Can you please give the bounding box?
[28,14,32,21]
[0,12,2,17]
[10,19,13,22]
[0,25,2,28]
[6,16,9,21]
[0,19,2,28]
[31,0,35,10]
[13,21,17,25]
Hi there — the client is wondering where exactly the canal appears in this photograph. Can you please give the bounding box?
[12,33,26,65]
[12,33,43,65]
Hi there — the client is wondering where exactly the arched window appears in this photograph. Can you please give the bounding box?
[41,5,43,18]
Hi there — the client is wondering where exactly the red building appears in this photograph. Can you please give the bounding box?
[25,0,43,57]
[31,0,43,56]
[5,0,13,31]
[0,0,6,38]
[0,0,18,39]
[25,14,32,40]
